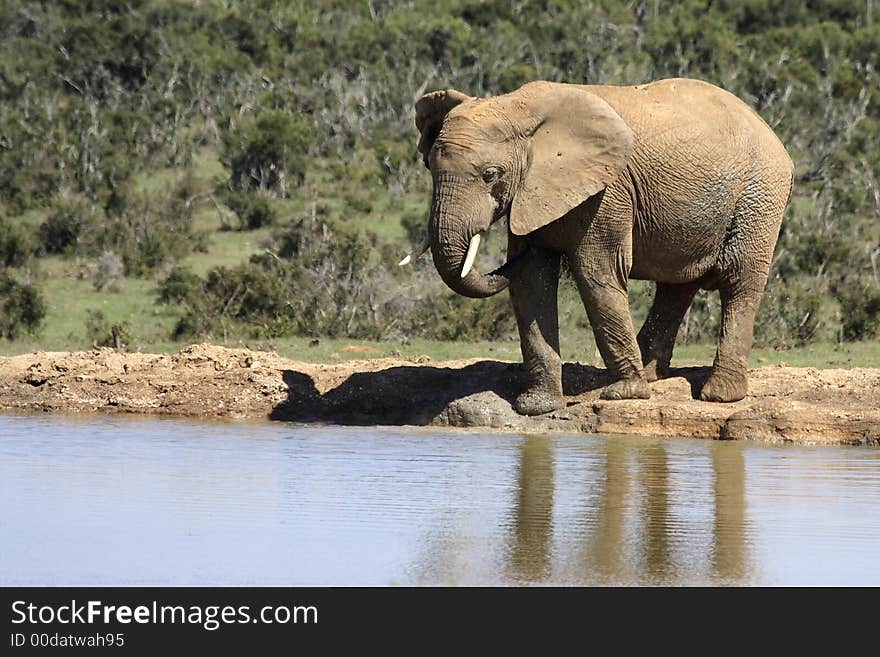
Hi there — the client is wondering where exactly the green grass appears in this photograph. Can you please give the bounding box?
[0,257,180,355]
[188,213,273,275]
[239,336,880,368]
[4,253,879,369]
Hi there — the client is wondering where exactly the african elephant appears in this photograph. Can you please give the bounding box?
[403,78,794,415]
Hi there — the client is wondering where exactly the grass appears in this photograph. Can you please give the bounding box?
[245,337,880,368]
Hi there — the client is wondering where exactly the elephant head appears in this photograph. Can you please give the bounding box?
[411,81,634,298]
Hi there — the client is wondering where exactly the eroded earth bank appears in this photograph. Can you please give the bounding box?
[1,344,878,445]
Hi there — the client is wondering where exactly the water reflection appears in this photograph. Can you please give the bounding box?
[588,438,629,582]
[712,447,748,583]
[508,435,555,582]
[506,436,750,585]
[2,414,879,586]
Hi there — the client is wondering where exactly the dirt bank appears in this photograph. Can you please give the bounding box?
[1,344,878,445]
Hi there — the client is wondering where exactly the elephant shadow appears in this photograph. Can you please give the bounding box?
[269,361,716,425]
[270,361,523,425]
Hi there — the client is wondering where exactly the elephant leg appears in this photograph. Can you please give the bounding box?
[570,254,650,401]
[509,240,564,416]
[701,179,786,403]
[637,281,700,382]
[700,282,762,403]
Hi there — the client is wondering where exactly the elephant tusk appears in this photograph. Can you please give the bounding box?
[460,233,482,278]
[398,234,430,266]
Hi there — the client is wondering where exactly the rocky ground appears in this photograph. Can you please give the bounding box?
[1,343,878,445]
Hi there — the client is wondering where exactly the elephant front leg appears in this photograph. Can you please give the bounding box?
[509,241,564,416]
[571,252,650,401]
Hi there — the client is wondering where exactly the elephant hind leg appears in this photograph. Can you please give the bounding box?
[701,175,787,403]
[701,278,768,403]
[637,281,701,382]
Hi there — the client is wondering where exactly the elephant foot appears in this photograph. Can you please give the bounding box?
[514,389,565,416]
[700,367,747,403]
[641,359,670,383]
[599,376,650,401]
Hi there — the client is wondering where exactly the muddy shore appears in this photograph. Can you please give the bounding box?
[0,344,878,445]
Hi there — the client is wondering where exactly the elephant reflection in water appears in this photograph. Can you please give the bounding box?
[711,447,747,582]
[507,436,749,585]
[508,435,555,582]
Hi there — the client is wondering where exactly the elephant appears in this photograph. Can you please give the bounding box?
[402,78,794,415]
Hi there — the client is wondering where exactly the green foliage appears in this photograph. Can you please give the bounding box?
[835,276,880,341]
[158,212,517,342]
[755,276,834,348]
[411,293,516,342]
[0,216,36,268]
[2,0,879,348]
[37,184,204,275]
[38,197,96,255]
[157,265,202,305]
[221,109,310,197]
[221,190,278,230]
[84,309,133,349]
[0,270,46,339]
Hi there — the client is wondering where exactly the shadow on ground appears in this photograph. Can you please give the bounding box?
[269,360,714,426]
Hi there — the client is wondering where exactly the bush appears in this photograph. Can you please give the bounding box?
[221,109,310,197]
[221,190,277,230]
[0,216,36,268]
[412,293,516,341]
[157,265,202,305]
[161,213,391,340]
[0,270,46,339]
[38,197,96,255]
[35,184,204,277]
[104,186,202,276]
[92,250,124,291]
[835,276,880,341]
[84,309,133,349]
[754,276,833,348]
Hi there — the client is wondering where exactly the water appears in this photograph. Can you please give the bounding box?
[2,413,879,586]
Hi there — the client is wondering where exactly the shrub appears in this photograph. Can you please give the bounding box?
[157,265,202,305]
[38,197,96,255]
[221,109,310,197]
[0,271,46,339]
[0,216,36,268]
[84,309,133,349]
[754,276,833,348]
[36,183,204,277]
[221,190,277,230]
[92,250,124,291]
[835,276,880,342]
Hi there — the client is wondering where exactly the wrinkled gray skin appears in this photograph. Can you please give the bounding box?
[414,79,794,415]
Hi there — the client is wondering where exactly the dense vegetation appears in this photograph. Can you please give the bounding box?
[1,0,878,351]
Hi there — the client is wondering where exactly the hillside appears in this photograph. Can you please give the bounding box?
[1,1,878,357]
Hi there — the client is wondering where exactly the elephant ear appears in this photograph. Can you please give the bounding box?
[415,88,474,167]
[510,84,634,236]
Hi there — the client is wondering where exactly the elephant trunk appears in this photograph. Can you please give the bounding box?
[428,180,522,299]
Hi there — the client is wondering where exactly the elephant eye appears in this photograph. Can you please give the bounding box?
[482,167,502,183]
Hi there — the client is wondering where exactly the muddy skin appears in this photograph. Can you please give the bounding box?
[600,376,651,401]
